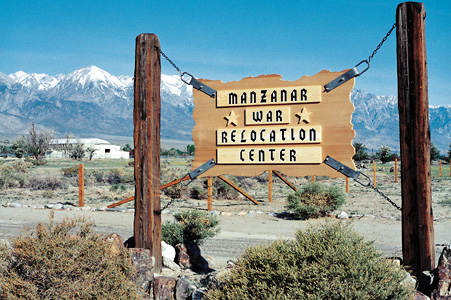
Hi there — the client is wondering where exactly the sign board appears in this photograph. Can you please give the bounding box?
[192,71,355,177]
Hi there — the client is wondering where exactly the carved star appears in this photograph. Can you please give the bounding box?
[296,108,311,124]
[224,111,239,126]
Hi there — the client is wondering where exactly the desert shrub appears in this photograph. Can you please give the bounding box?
[286,182,345,220]
[42,190,55,198]
[190,185,207,200]
[110,184,127,193]
[0,213,138,299]
[214,176,239,199]
[207,222,414,300]
[11,160,33,173]
[162,210,220,247]
[91,170,104,183]
[239,177,258,190]
[62,165,79,177]
[0,166,26,189]
[163,184,182,199]
[27,175,66,191]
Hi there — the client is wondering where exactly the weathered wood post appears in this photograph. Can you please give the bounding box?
[207,177,213,211]
[134,33,162,272]
[345,177,349,193]
[395,158,398,183]
[439,160,442,178]
[396,2,435,273]
[373,161,376,187]
[78,164,84,207]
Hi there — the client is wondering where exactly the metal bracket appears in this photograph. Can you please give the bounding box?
[181,158,216,187]
[323,156,371,186]
[181,72,217,98]
[324,60,370,93]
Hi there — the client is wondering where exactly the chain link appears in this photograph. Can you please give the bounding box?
[368,23,397,64]
[369,184,402,211]
[156,47,183,76]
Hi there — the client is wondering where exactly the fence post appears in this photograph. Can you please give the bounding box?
[439,160,442,178]
[268,170,273,202]
[345,177,349,193]
[207,177,213,211]
[78,164,84,207]
[134,33,162,272]
[397,2,434,273]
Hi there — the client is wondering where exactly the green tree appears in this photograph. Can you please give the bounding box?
[187,144,195,156]
[70,143,85,161]
[122,144,132,152]
[430,143,440,162]
[376,145,391,163]
[12,136,27,158]
[353,141,368,161]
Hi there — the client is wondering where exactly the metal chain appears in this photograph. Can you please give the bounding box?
[156,47,183,76]
[368,23,397,64]
[369,185,402,211]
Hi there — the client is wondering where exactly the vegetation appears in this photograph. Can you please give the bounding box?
[162,210,220,247]
[69,143,85,160]
[85,146,97,161]
[0,214,139,299]
[207,223,414,300]
[430,143,440,162]
[352,140,368,161]
[27,122,54,165]
[376,145,392,163]
[286,182,345,220]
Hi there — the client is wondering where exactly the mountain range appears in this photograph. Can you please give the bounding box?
[0,66,450,153]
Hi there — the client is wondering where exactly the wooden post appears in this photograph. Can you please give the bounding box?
[268,170,273,202]
[207,177,213,211]
[397,2,435,273]
[311,175,316,182]
[78,164,84,207]
[373,161,376,187]
[439,160,442,178]
[395,158,398,183]
[134,33,162,272]
[272,170,297,191]
[345,177,349,193]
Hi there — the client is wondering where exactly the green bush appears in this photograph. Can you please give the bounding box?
[286,182,345,220]
[0,213,139,299]
[62,165,79,177]
[27,175,66,191]
[214,176,239,199]
[207,223,414,300]
[0,166,26,189]
[162,210,220,246]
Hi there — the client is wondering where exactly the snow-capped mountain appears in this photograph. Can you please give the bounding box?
[0,66,450,153]
[0,66,194,142]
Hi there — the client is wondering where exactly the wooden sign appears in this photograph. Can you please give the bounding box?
[192,71,355,177]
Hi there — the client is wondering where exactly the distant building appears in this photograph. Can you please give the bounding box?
[48,138,129,159]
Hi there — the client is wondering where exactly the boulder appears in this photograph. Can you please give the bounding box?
[104,233,124,255]
[152,276,176,300]
[129,248,154,291]
[175,244,191,270]
[175,276,196,300]
[432,246,451,299]
[162,241,176,261]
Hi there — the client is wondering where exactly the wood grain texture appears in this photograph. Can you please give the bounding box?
[192,71,355,177]
[133,33,162,272]
[397,2,435,272]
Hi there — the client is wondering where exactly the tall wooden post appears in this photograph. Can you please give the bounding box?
[345,177,349,193]
[373,161,376,187]
[395,158,398,183]
[134,33,162,272]
[78,164,84,207]
[397,2,435,273]
[439,160,442,178]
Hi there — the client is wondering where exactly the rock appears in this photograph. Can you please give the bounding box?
[414,291,431,300]
[175,276,196,300]
[80,206,91,211]
[106,207,127,212]
[160,267,181,278]
[44,204,54,209]
[191,288,207,300]
[8,202,22,208]
[237,211,247,216]
[221,212,232,216]
[432,246,451,299]
[129,248,154,291]
[185,243,211,272]
[104,233,124,255]
[162,241,176,261]
[152,276,176,300]
[337,211,349,219]
[163,256,181,272]
[175,244,191,270]
[61,205,73,210]
[52,203,63,209]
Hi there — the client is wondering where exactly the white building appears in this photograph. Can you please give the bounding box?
[48,138,130,159]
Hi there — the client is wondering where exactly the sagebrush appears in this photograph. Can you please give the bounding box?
[162,210,220,246]
[0,213,139,299]
[286,182,345,219]
[207,222,414,300]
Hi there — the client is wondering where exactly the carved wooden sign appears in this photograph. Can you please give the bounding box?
[192,71,355,177]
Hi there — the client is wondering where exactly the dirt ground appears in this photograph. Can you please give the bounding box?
[1,165,451,270]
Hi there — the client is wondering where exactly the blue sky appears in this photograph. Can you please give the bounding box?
[1,0,450,106]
